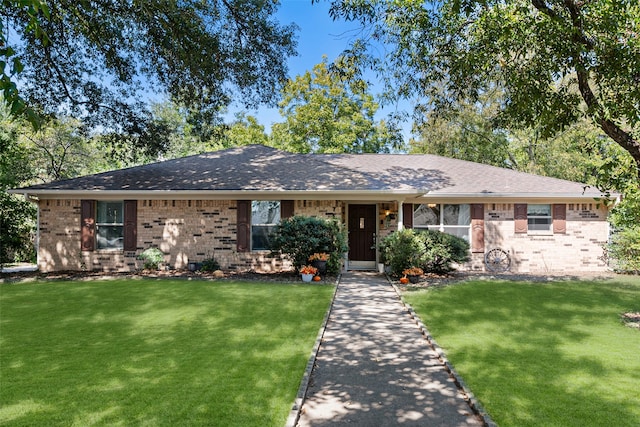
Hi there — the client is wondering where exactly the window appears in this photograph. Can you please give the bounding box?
[527,204,552,232]
[96,201,124,249]
[414,204,471,241]
[251,201,280,250]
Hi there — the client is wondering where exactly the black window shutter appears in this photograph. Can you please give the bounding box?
[81,200,95,251]
[123,200,137,251]
[236,200,251,252]
[281,200,294,219]
[402,203,413,228]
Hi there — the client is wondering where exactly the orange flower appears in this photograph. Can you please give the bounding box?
[300,265,319,275]
[308,252,330,261]
[402,267,424,276]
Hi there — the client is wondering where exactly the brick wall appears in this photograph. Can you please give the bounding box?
[469,202,609,273]
[37,199,610,273]
[37,199,345,273]
[38,199,83,271]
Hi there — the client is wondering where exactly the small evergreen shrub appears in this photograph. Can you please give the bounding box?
[201,257,221,272]
[269,216,348,274]
[137,247,164,270]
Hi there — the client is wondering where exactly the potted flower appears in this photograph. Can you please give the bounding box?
[300,265,318,282]
[308,252,329,275]
[402,267,424,284]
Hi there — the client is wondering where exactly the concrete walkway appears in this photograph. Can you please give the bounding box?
[297,272,483,426]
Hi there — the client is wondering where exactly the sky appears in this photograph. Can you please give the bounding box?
[228,0,413,138]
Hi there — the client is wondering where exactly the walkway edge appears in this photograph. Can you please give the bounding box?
[389,279,498,427]
[284,275,341,427]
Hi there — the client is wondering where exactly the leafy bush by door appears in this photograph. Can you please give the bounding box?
[380,228,469,276]
[269,216,347,274]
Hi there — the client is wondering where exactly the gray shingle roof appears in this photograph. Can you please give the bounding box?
[13,144,603,198]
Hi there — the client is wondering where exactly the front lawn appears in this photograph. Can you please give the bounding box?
[403,276,640,427]
[0,279,334,426]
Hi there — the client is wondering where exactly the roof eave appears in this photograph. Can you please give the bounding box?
[417,192,612,202]
[9,188,425,201]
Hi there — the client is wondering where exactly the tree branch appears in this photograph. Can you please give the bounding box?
[556,0,640,177]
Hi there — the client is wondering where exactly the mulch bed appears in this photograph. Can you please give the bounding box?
[0,269,337,284]
[393,270,621,291]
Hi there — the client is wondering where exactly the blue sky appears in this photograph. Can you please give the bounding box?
[229,0,413,138]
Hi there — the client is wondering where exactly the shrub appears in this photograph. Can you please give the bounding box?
[608,226,640,274]
[419,229,470,274]
[269,216,348,274]
[380,229,427,277]
[201,257,220,272]
[381,228,470,276]
[0,192,36,264]
[137,247,164,270]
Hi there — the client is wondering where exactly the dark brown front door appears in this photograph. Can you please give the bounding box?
[348,204,376,262]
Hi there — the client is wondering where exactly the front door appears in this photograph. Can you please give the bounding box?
[348,204,377,269]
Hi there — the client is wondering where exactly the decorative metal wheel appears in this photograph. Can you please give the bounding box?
[484,248,511,273]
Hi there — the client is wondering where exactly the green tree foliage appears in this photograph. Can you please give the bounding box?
[607,226,640,274]
[269,215,348,274]
[0,0,49,129]
[0,111,36,263]
[2,0,297,149]
[0,192,36,264]
[147,101,207,161]
[411,88,638,196]
[326,0,640,177]
[23,117,111,182]
[220,113,270,149]
[410,88,511,167]
[271,57,403,153]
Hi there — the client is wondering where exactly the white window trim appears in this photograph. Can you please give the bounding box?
[527,204,553,235]
[96,201,124,250]
[250,200,281,251]
[413,203,471,241]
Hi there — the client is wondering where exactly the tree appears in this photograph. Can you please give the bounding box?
[0,0,48,129]
[147,101,214,161]
[23,117,111,182]
[220,113,270,149]
[271,57,403,153]
[410,87,511,167]
[2,0,297,148]
[326,0,640,177]
[0,110,36,264]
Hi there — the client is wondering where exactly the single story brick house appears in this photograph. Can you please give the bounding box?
[11,144,613,273]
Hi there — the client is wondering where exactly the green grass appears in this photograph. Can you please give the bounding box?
[0,279,335,426]
[403,276,640,427]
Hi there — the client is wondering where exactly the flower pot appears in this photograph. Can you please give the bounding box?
[301,273,314,282]
[407,274,421,284]
[377,263,385,273]
[310,260,327,275]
